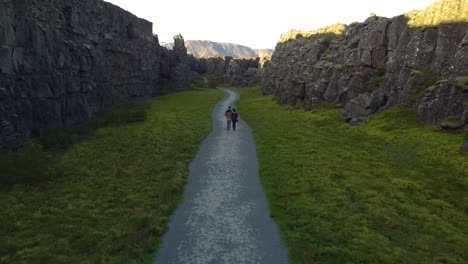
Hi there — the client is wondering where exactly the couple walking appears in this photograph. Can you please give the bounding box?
[224,106,239,131]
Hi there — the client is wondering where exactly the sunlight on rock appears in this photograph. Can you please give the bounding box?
[278,23,346,43]
[405,0,468,27]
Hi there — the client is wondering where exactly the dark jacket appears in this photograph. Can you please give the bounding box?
[232,112,239,121]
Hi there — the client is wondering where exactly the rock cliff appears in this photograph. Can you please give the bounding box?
[0,0,191,148]
[190,56,263,86]
[263,0,468,131]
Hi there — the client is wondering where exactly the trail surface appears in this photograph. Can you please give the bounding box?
[154,89,288,264]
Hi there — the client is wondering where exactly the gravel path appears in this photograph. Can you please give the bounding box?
[153,89,288,264]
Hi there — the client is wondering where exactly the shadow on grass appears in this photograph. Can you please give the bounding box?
[0,100,150,186]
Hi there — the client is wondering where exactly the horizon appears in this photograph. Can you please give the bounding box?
[104,0,434,49]
[159,40,274,50]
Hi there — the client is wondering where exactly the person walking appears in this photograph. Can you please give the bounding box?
[225,106,233,131]
[231,108,239,131]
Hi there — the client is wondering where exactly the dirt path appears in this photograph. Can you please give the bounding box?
[153,89,288,264]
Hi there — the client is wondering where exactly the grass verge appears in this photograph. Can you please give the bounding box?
[236,87,468,264]
[0,89,223,263]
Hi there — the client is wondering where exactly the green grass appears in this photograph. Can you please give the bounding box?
[0,89,223,263]
[0,141,53,185]
[236,87,468,264]
[40,101,149,150]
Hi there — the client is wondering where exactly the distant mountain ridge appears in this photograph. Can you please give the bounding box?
[162,40,273,59]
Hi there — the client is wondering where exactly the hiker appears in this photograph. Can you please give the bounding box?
[231,108,239,131]
[225,106,232,130]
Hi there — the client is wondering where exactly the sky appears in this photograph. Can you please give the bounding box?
[105,0,436,49]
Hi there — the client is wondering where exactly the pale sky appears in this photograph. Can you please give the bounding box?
[105,0,436,49]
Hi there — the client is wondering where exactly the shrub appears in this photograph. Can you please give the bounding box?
[455,76,468,90]
[368,76,385,92]
[41,127,83,149]
[416,67,442,93]
[253,75,262,85]
[191,74,220,89]
[368,69,386,92]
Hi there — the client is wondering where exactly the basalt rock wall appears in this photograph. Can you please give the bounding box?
[191,56,263,86]
[263,0,468,131]
[0,0,191,148]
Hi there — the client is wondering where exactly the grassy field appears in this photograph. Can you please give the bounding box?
[0,89,223,263]
[236,87,468,264]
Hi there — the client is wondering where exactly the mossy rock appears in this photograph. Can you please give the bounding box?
[462,39,468,47]
[313,61,328,70]
[319,37,332,46]
[455,76,468,91]
[411,69,422,76]
[440,116,463,129]
[323,54,334,61]
[293,74,306,83]
[368,75,385,92]
[334,64,344,71]
[426,85,437,93]
[324,61,335,69]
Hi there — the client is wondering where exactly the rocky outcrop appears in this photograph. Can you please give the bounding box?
[189,56,263,86]
[263,0,468,132]
[0,0,191,148]
[160,34,192,91]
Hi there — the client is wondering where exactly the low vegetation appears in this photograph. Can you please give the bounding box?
[414,67,442,93]
[0,141,53,185]
[191,74,222,89]
[368,69,386,92]
[236,87,468,264]
[0,89,223,263]
[455,76,468,90]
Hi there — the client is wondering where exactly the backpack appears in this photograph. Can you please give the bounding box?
[225,110,232,119]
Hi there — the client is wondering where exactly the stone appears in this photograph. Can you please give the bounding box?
[342,93,376,124]
[262,0,468,132]
[0,46,12,74]
[417,81,466,131]
[0,87,8,98]
[0,0,193,148]
[190,56,261,87]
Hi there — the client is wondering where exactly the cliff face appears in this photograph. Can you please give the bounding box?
[160,34,193,91]
[0,0,191,148]
[190,56,263,86]
[263,0,468,131]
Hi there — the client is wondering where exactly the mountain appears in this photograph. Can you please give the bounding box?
[162,40,273,59]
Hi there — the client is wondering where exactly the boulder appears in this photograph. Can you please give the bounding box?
[417,81,467,131]
[343,93,377,124]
